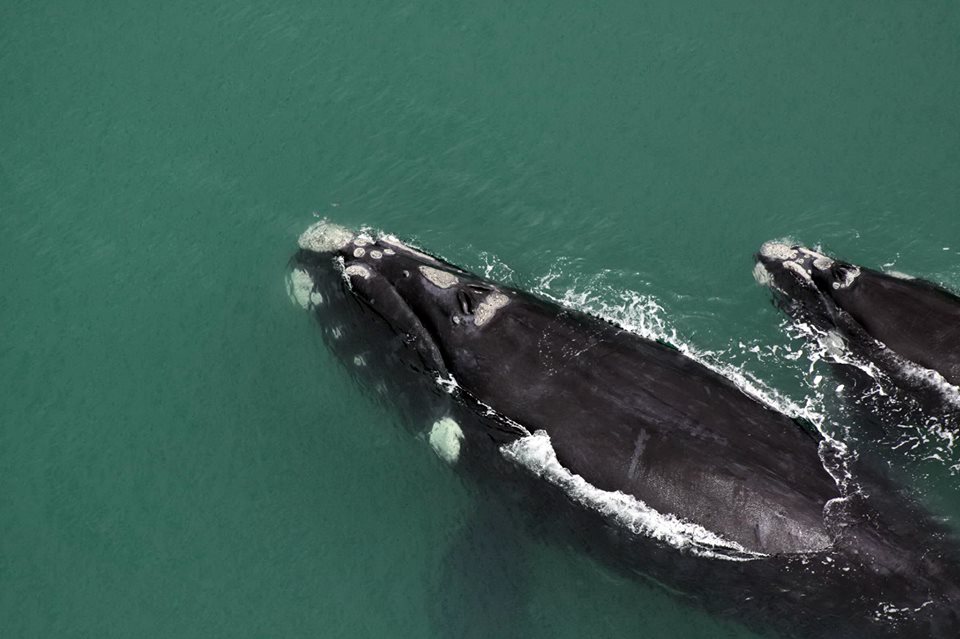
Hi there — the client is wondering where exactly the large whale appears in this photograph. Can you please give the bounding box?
[290,222,960,637]
[754,241,960,419]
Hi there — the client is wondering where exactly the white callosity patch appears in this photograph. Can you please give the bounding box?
[419,265,458,289]
[288,268,316,309]
[501,431,765,561]
[370,250,383,260]
[428,417,464,464]
[812,256,834,271]
[832,266,861,290]
[783,260,813,282]
[752,262,773,286]
[759,241,798,261]
[353,233,374,247]
[343,264,371,280]
[474,292,509,326]
[298,220,355,253]
[798,246,833,269]
[353,247,366,258]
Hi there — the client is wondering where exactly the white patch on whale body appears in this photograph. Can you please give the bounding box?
[797,246,834,271]
[501,431,765,561]
[419,265,458,289]
[298,220,355,253]
[832,266,861,290]
[353,247,366,258]
[353,233,374,247]
[343,264,371,280]
[812,256,834,271]
[752,262,773,286]
[783,260,813,282]
[759,241,798,261]
[288,268,316,309]
[429,417,464,464]
[474,292,509,326]
[370,250,383,260]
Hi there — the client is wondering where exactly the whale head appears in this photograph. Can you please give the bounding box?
[289,220,515,393]
[753,241,865,325]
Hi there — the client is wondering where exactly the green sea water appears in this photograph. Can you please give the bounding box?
[3,2,960,637]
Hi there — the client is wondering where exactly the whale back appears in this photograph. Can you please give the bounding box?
[827,268,960,386]
[442,293,840,555]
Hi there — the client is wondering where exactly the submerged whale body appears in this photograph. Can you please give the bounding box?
[754,241,960,419]
[291,222,960,638]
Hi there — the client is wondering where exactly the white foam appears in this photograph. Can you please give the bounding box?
[298,220,355,253]
[429,417,464,464]
[534,274,817,426]
[379,234,440,263]
[896,356,960,409]
[784,314,960,473]
[501,431,765,561]
[531,264,857,490]
[885,270,915,280]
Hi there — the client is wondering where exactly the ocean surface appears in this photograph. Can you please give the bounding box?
[2,2,960,637]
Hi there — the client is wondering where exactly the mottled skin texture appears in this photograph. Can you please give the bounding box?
[291,226,960,637]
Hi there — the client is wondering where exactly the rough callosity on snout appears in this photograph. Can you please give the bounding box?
[759,242,835,272]
[758,241,800,262]
[299,219,356,253]
[756,242,860,294]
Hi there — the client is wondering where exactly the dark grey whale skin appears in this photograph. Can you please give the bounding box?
[291,226,960,638]
[755,243,960,420]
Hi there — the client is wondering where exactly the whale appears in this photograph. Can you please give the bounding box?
[754,241,960,420]
[290,221,960,638]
